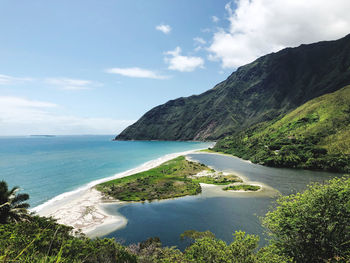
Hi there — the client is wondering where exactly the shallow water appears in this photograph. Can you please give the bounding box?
[0,136,212,207]
[103,153,342,249]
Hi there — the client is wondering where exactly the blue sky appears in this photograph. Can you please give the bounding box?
[1,0,350,135]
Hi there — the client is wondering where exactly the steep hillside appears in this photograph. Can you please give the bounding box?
[214,86,350,172]
[116,34,350,141]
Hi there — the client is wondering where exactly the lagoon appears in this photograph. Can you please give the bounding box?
[103,153,341,249]
[0,137,341,249]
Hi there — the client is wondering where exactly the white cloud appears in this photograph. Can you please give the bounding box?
[0,96,57,124]
[106,67,169,79]
[193,37,207,45]
[0,96,134,135]
[193,37,207,52]
[0,74,33,85]
[164,47,205,72]
[0,96,57,110]
[212,16,219,23]
[201,28,211,33]
[208,0,350,68]
[194,46,202,52]
[156,24,172,34]
[46,78,99,90]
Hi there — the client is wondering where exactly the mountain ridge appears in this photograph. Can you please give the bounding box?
[115,34,350,141]
[213,85,350,172]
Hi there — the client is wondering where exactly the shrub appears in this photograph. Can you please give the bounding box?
[263,176,350,262]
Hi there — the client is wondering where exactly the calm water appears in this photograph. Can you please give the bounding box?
[104,153,342,249]
[0,137,342,249]
[0,136,212,207]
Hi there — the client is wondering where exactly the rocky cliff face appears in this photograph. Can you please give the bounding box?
[116,34,350,141]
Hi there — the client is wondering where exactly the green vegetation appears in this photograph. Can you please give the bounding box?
[0,216,136,262]
[264,176,350,262]
[116,34,350,141]
[0,180,30,224]
[0,182,135,262]
[1,176,349,262]
[191,173,242,185]
[97,156,208,201]
[127,231,291,263]
[223,184,261,192]
[180,230,216,242]
[182,231,291,263]
[97,156,242,201]
[214,86,350,172]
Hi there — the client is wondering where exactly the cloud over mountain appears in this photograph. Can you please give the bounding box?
[208,0,350,68]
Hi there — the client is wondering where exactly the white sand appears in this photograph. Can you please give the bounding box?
[33,149,273,237]
[32,149,201,236]
[189,153,270,194]
[37,188,127,236]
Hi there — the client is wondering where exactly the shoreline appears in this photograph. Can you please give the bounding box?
[194,150,253,164]
[33,148,270,237]
[32,148,208,236]
[187,154,264,193]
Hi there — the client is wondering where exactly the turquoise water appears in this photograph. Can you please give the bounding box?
[0,137,341,249]
[0,136,212,207]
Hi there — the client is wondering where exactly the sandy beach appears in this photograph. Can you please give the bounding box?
[33,149,272,237]
[37,188,127,237]
[33,149,204,237]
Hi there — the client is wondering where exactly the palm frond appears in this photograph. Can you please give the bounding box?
[12,193,30,205]
[13,203,30,209]
[8,186,20,197]
[0,181,30,223]
[0,201,10,208]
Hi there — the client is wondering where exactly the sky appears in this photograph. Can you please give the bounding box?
[1,0,350,135]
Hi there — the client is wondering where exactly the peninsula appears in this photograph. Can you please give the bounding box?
[95,155,260,202]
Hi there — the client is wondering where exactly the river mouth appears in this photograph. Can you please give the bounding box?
[101,153,342,250]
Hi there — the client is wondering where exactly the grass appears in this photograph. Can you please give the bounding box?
[214,86,350,172]
[223,184,261,192]
[96,156,209,201]
[191,173,242,185]
[96,156,243,201]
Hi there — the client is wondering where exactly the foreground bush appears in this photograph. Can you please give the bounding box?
[263,176,350,262]
[0,215,136,262]
[1,176,349,262]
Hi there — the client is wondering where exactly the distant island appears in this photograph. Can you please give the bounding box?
[2,1,350,262]
[30,135,56,137]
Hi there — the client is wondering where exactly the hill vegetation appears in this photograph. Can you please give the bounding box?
[214,86,350,172]
[116,34,350,141]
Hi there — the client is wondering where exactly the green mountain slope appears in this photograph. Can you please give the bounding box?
[116,34,350,141]
[213,86,350,172]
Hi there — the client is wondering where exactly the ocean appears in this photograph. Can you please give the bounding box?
[0,136,341,249]
[0,135,212,208]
